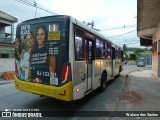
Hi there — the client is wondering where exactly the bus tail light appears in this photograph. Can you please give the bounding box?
[61,63,71,84]
[61,65,69,81]
[15,62,18,75]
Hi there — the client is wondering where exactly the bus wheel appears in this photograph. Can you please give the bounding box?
[100,72,107,92]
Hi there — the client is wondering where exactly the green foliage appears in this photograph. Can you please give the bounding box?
[123,44,127,52]
[129,53,137,60]
[134,48,145,55]
[123,44,128,59]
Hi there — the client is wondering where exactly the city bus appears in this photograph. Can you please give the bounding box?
[15,15,123,101]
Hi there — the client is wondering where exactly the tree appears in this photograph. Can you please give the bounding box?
[134,48,145,60]
[123,44,127,53]
[134,48,145,55]
[129,53,137,60]
[123,44,128,59]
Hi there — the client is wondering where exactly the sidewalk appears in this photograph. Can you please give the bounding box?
[0,77,14,85]
[118,67,160,112]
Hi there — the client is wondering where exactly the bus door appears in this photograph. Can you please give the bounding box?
[112,47,115,77]
[85,39,94,91]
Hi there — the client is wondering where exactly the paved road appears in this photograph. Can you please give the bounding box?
[0,73,126,114]
[0,65,159,120]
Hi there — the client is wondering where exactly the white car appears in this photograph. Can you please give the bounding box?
[137,62,145,67]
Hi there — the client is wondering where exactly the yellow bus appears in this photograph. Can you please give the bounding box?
[15,15,123,101]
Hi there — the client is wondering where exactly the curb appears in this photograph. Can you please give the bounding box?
[0,79,14,85]
[125,68,152,78]
[151,70,160,81]
[125,69,141,77]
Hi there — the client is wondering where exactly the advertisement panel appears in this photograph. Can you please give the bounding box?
[15,23,62,85]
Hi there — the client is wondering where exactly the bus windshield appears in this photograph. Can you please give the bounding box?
[15,18,69,86]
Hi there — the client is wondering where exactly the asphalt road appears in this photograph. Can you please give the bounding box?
[0,65,159,120]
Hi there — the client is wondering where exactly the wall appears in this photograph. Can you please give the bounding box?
[138,0,160,30]
[152,56,158,76]
[0,58,14,77]
[0,26,5,42]
[152,23,160,78]
[127,60,137,65]
[0,44,15,58]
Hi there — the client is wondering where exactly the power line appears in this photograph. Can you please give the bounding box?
[14,0,57,15]
[117,41,140,44]
[119,41,140,45]
[99,25,136,31]
[15,0,34,7]
[116,39,139,43]
[110,37,138,41]
[85,21,137,40]
[107,30,136,38]
[35,1,57,14]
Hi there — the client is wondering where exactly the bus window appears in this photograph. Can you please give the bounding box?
[49,24,59,31]
[96,39,105,59]
[118,48,121,59]
[115,47,121,59]
[101,41,105,59]
[115,47,118,59]
[105,42,108,58]
[75,28,84,60]
[107,43,111,58]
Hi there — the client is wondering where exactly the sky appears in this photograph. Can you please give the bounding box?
[0,0,141,48]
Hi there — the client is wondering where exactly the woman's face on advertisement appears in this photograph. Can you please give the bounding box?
[15,39,19,49]
[37,28,45,47]
[26,34,34,48]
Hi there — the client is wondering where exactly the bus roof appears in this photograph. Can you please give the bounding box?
[18,15,70,26]
[18,15,121,49]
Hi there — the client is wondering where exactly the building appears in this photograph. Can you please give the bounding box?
[138,52,152,66]
[137,0,160,78]
[0,11,17,58]
[0,11,18,77]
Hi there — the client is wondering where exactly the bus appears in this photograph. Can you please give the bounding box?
[15,15,123,101]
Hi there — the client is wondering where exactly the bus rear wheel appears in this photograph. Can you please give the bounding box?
[99,72,107,92]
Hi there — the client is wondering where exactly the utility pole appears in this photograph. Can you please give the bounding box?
[34,0,37,18]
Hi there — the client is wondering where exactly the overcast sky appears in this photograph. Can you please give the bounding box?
[0,0,141,47]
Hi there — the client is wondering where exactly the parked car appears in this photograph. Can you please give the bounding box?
[137,62,145,67]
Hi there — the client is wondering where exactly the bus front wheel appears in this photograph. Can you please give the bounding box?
[99,72,107,92]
